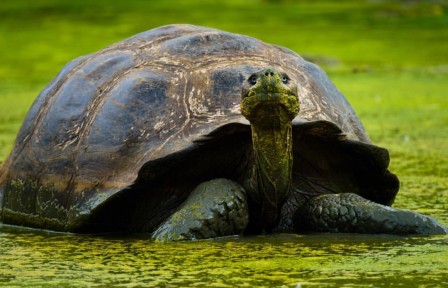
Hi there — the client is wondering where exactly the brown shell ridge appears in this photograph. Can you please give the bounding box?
[12,55,92,161]
[143,72,192,163]
[100,24,211,54]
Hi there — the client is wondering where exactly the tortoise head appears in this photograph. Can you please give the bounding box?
[241,68,299,127]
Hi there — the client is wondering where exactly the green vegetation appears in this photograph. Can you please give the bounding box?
[1,228,447,287]
[0,0,447,219]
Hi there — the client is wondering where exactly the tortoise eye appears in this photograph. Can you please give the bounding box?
[249,75,258,85]
[282,75,289,84]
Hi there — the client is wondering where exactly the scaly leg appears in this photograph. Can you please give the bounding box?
[295,193,448,235]
[152,178,248,241]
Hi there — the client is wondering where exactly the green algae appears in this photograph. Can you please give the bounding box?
[0,226,447,287]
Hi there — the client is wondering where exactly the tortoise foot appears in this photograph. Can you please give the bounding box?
[152,179,248,241]
[295,193,448,235]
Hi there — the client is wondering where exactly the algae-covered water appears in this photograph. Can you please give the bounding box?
[1,222,447,287]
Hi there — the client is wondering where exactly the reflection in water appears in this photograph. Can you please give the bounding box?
[0,224,447,287]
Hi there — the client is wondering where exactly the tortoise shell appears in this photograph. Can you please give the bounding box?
[0,24,397,232]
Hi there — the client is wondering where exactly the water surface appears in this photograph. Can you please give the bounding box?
[1,224,447,287]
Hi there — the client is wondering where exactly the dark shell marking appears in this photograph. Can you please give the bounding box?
[0,24,395,232]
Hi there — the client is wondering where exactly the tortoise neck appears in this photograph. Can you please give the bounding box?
[249,121,293,229]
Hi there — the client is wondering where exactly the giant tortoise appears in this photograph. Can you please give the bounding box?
[0,24,446,240]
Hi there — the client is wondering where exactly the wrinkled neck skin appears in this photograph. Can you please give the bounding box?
[249,116,293,231]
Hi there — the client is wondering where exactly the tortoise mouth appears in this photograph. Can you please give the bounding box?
[250,96,292,114]
[245,90,296,99]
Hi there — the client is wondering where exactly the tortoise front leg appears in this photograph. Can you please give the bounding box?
[152,179,248,241]
[294,193,448,235]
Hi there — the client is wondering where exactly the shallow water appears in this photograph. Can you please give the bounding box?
[0,224,447,287]
[1,183,448,287]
